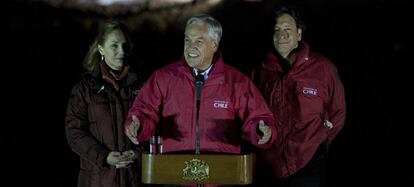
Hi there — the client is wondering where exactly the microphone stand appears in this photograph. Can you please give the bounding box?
[194,74,204,187]
[195,74,204,155]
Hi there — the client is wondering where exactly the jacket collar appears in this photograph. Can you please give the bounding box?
[179,52,225,82]
[262,41,310,71]
[86,63,138,91]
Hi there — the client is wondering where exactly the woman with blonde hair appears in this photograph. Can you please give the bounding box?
[65,20,142,187]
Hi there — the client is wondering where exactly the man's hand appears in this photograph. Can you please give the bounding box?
[125,115,140,145]
[324,120,333,129]
[258,120,272,144]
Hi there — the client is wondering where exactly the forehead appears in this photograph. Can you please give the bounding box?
[184,23,209,37]
[275,14,297,26]
[104,30,126,43]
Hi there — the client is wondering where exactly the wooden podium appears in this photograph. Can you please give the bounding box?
[141,153,255,185]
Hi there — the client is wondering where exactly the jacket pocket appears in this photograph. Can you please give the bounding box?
[291,83,324,129]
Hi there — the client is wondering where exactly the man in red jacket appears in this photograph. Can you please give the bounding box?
[125,15,276,158]
[251,4,346,187]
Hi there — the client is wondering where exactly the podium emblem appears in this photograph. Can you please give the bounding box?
[182,159,210,181]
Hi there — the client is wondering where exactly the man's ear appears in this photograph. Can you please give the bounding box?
[298,28,303,41]
[212,40,219,52]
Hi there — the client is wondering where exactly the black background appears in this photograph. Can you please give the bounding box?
[3,0,411,186]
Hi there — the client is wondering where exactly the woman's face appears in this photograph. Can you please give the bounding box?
[98,30,126,71]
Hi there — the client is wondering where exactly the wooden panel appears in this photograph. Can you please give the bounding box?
[141,153,256,185]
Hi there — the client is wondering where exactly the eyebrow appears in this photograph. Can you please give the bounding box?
[184,35,204,40]
[109,40,126,44]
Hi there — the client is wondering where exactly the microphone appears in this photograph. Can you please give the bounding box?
[195,74,205,101]
[194,74,204,154]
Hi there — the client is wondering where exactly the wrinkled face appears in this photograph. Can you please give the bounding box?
[98,30,126,71]
[184,23,218,71]
[273,14,302,58]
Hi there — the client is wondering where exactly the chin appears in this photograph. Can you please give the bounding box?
[186,60,199,68]
[186,63,196,68]
[113,65,123,70]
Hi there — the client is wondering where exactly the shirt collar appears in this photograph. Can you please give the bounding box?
[193,63,213,80]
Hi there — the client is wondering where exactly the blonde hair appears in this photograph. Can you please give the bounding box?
[83,20,133,72]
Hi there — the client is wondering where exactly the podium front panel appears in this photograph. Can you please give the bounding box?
[141,153,255,185]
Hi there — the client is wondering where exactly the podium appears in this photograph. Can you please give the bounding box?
[141,153,255,185]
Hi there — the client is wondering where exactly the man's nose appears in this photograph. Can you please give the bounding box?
[189,42,198,50]
[279,30,288,39]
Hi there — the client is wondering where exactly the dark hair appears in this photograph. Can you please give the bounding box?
[273,3,306,34]
[83,20,133,72]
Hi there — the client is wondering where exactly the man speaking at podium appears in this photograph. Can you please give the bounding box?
[125,15,276,155]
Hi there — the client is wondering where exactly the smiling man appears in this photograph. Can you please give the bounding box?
[251,4,346,187]
[124,15,276,160]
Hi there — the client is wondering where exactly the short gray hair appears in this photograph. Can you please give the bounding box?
[186,15,222,43]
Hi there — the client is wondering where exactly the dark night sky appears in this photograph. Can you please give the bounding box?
[3,0,412,186]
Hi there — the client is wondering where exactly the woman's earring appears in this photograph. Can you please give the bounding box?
[101,55,104,62]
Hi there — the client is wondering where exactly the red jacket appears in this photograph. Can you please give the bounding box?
[252,42,346,178]
[126,54,276,154]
